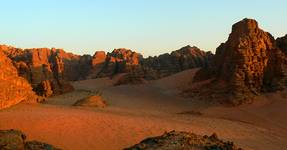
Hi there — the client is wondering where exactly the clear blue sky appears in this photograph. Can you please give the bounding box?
[0,0,286,56]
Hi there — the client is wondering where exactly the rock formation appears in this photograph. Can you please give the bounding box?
[86,51,107,79]
[0,50,38,109]
[1,44,212,87]
[96,48,144,78]
[73,95,107,108]
[191,18,287,105]
[143,45,213,79]
[113,73,146,86]
[0,46,89,97]
[124,131,242,150]
[0,129,61,150]
[86,46,212,83]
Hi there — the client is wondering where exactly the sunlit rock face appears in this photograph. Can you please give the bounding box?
[191,18,287,105]
[86,51,107,79]
[0,50,38,109]
[0,46,83,97]
[96,48,143,78]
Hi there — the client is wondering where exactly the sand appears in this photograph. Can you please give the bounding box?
[0,69,287,150]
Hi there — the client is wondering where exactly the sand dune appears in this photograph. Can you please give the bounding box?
[1,69,287,150]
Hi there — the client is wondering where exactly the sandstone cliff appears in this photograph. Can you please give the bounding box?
[0,50,38,109]
[0,46,79,97]
[191,18,287,105]
[143,45,213,79]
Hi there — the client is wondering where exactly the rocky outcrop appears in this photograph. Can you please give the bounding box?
[191,18,287,105]
[1,44,212,87]
[113,73,146,86]
[86,46,212,83]
[124,131,242,150]
[143,45,213,79]
[96,48,143,78]
[73,95,107,108]
[86,51,107,79]
[0,129,61,150]
[0,46,88,97]
[0,50,38,109]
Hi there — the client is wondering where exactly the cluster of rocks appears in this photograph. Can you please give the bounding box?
[190,18,287,105]
[0,129,60,150]
[124,131,243,150]
[0,50,38,109]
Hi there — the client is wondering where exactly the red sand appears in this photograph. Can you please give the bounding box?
[1,69,287,150]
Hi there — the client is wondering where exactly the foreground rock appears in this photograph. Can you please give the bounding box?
[0,50,38,109]
[190,18,287,105]
[125,131,242,150]
[73,95,107,108]
[0,129,60,150]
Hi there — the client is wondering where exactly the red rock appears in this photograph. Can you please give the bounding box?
[1,46,83,97]
[0,50,38,109]
[191,18,287,105]
[143,45,213,79]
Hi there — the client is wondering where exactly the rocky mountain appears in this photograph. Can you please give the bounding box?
[0,50,38,109]
[190,18,287,105]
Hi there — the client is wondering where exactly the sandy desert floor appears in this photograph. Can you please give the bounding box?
[0,69,287,150]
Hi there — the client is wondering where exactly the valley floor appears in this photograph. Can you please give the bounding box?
[0,69,287,150]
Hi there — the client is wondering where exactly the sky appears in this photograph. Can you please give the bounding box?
[0,0,286,57]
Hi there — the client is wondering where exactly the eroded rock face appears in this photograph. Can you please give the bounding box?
[191,18,287,105]
[124,131,242,150]
[86,51,107,79]
[0,129,61,150]
[0,46,86,97]
[96,48,143,77]
[143,45,213,79]
[0,50,38,109]
[1,45,212,87]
